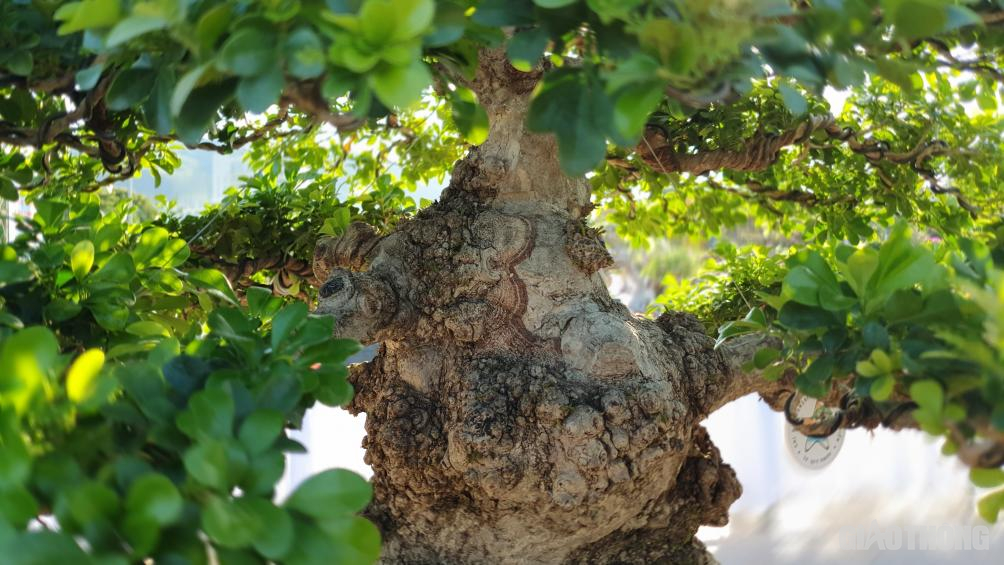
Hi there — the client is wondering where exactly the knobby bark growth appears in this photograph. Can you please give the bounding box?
[312,50,782,564]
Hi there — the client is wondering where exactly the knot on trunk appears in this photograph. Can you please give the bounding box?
[313,221,381,280]
[565,222,614,274]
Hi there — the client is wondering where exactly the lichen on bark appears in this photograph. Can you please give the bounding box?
[312,49,773,564]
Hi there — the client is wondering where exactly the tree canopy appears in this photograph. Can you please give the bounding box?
[2,0,1004,563]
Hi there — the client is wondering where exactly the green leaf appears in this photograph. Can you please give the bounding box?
[284,469,372,518]
[183,440,229,491]
[65,481,117,526]
[785,252,845,308]
[55,0,122,35]
[868,348,894,374]
[106,68,156,111]
[0,427,29,489]
[328,37,381,73]
[909,380,944,413]
[855,359,881,378]
[0,532,89,562]
[203,496,262,548]
[714,308,766,347]
[44,299,82,323]
[800,354,835,386]
[195,4,233,54]
[370,59,432,109]
[777,302,837,330]
[390,0,435,40]
[286,27,326,80]
[507,27,549,71]
[65,349,108,406]
[175,81,236,144]
[75,63,105,91]
[218,27,280,77]
[177,388,234,440]
[316,516,382,564]
[0,486,38,528]
[526,69,612,175]
[638,19,698,73]
[32,200,69,231]
[610,83,666,147]
[861,321,890,350]
[870,374,895,401]
[132,227,170,268]
[783,265,823,305]
[120,513,160,556]
[943,5,982,32]
[424,3,466,47]
[238,410,284,455]
[144,66,175,134]
[106,14,169,47]
[90,253,136,285]
[762,364,785,382]
[170,63,210,116]
[88,299,131,331]
[970,468,1004,488]
[533,0,578,7]
[0,327,60,415]
[126,320,169,338]
[315,366,353,407]
[247,286,283,320]
[778,84,807,115]
[869,223,937,301]
[248,498,295,559]
[0,178,18,201]
[587,0,644,22]
[125,474,182,526]
[242,451,286,497]
[874,58,918,92]
[0,261,31,286]
[272,302,309,351]
[5,52,32,77]
[472,0,534,26]
[890,0,947,40]
[237,69,285,113]
[70,240,94,281]
[187,268,238,304]
[283,517,377,565]
[355,0,434,43]
[93,223,123,253]
[753,347,780,370]
[977,488,1004,523]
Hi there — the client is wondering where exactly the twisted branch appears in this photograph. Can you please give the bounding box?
[621,114,977,215]
[714,334,1004,469]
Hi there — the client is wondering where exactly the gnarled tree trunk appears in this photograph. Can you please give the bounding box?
[313,50,774,564]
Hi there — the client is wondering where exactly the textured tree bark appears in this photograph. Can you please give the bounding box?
[313,50,771,564]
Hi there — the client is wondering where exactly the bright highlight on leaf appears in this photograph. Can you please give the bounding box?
[65,349,106,405]
[70,240,94,281]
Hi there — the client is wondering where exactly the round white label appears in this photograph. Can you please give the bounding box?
[785,394,845,469]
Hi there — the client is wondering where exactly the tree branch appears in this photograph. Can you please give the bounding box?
[624,114,978,216]
[281,81,365,132]
[709,334,1004,469]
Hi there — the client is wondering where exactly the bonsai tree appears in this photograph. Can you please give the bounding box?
[1,0,1003,563]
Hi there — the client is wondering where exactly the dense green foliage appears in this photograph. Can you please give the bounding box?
[0,193,376,564]
[2,0,1004,561]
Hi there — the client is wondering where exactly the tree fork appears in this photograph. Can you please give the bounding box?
[313,50,773,564]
